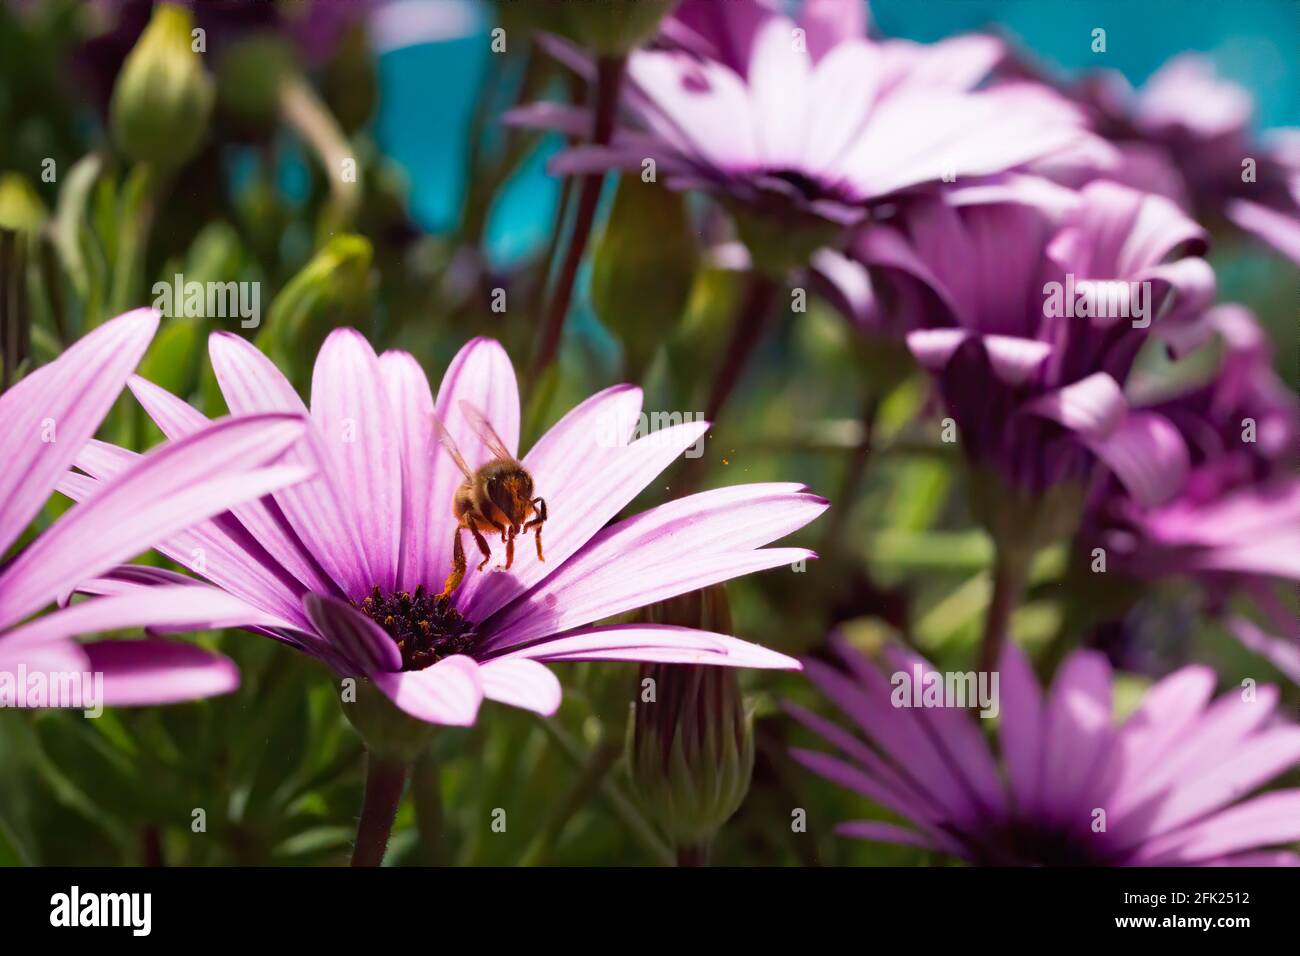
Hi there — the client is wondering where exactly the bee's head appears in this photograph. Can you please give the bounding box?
[487,467,535,527]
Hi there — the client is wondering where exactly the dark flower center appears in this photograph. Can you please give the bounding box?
[967,818,1116,867]
[767,168,825,198]
[354,585,477,672]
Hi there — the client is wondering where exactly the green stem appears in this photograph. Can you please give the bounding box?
[820,392,881,557]
[350,751,408,867]
[108,163,162,317]
[520,735,622,866]
[979,549,1028,676]
[677,270,781,494]
[536,718,674,866]
[529,54,626,388]
[704,269,781,422]
[411,748,446,866]
[279,74,360,228]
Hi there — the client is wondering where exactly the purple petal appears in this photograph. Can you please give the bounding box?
[310,329,403,594]
[1027,372,1126,438]
[477,658,562,716]
[501,101,591,137]
[480,484,825,650]
[57,450,312,631]
[208,331,368,595]
[127,375,337,597]
[461,389,706,621]
[303,593,402,675]
[802,650,973,822]
[370,654,482,726]
[749,16,813,170]
[842,86,1093,199]
[1089,410,1189,507]
[2,584,286,649]
[1131,789,1300,866]
[83,639,239,706]
[1225,198,1300,265]
[424,338,521,603]
[0,414,310,630]
[0,308,158,557]
[1105,665,1218,806]
[1227,615,1300,685]
[799,0,867,61]
[377,350,441,594]
[496,624,800,670]
[1039,650,1113,825]
[996,640,1046,816]
[833,820,944,852]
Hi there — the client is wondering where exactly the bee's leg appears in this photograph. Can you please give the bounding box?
[438,525,468,599]
[502,527,516,571]
[467,515,494,572]
[524,497,547,562]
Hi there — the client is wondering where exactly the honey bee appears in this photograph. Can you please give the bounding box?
[432,400,547,599]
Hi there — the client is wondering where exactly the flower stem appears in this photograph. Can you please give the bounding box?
[979,549,1028,676]
[820,392,881,557]
[676,270,780,494]
[529,54,626,386]
[536,717,675,866]
[411,749,446,866]
[279,74,360,227]
[519,734,622,866]
[351,751,409,867]
[676,843,711,867]
[705,270,781,422]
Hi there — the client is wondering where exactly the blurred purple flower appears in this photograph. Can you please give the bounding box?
[852,180,1214,505]
[1083,305,1300,679]
[0,309,313,706]
[65,330,822,726]
[510,5,1096,234]
[790,637,1300,865]
[1058,55,1300,263]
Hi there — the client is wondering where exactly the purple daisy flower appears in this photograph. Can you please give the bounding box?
[790,637,1300,865]
[1082,305,1300,679]
[511,5,1096,234]
[65,329,823,725]
[0,309,312,706]
[665,0,1005,95]
[1055,55,1300,263]
[853,180,1214,506]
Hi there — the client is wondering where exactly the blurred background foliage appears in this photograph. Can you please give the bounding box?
[0,0,1295,866]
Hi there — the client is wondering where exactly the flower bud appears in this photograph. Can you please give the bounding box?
[592,176,697,378]
[0,173,47,233]
[627,587,754,858]
[561,0,681,56]
[216,36,298,128]
[110,3,215,169]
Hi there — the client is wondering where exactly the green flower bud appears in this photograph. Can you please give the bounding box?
[216,36,299,128]
[109,3,214,169]
[591,176,697,377]
[256,233,372,381]
[627,587,754,859]
[562,0,680,56]
[342,678,436,764]
[0,173,47,233]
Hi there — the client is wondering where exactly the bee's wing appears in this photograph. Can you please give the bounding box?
[458,400,516,462]
[430,410,475,480]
